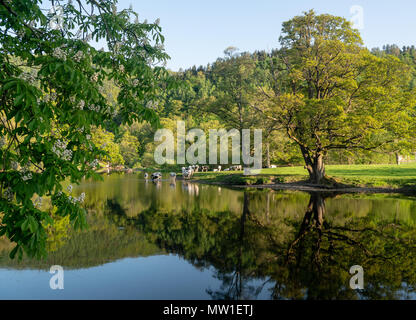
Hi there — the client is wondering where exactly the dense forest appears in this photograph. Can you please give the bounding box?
[100,44,416,170]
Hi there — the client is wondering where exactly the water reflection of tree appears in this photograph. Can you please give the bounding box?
[126,191,416,300]
[207,193,260,300]
[8,184,415,299]
[253,192,416,300]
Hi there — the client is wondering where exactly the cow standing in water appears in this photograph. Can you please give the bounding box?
[182,167,193,180]
[169,172,177,187]
[151,172,162,182]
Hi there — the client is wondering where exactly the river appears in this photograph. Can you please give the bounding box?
[1,174,416,299]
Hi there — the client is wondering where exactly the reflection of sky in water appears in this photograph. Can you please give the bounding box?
[0,255,274,300]
[1,175,416,299]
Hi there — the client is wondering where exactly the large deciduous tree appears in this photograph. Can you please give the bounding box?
[0,0,169,258]
[254,10,415,183]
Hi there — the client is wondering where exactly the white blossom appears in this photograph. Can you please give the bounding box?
[78,192,85,203]
[52,139,72,161]
[67,184,73,193]
[21,172,33,181]
[77,100,85,110]
[73,51,84,63]
[88,104,100,112]
[68,192,85,204]
[90,159,99,168]
[146,100,158,110]
[20,72,36,83]
[33,197,42,208]
[61,149,73,161]
[52,47,66,60]
[11,161,19,170]
[3,187,13,202]
[19,163,32,181]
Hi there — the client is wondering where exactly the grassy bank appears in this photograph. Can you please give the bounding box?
[192,163,416,189]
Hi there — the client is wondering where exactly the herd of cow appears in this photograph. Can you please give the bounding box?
[144,164,244,182]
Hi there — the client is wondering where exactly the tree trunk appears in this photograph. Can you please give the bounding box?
[395,152,400,165]
[310,193,325,229]
[310,153,326,184]
[286,192,326,262]
[300,146,326,184]
[266,142,270,168]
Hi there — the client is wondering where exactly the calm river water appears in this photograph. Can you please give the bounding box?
[1,174,416,299]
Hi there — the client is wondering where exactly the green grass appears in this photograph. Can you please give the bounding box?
[192,172,274,186]
[193,163,416,189]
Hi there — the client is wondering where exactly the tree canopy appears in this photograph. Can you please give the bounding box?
[250,10,416,183]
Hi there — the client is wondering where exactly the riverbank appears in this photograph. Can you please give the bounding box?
[188,163,416,194]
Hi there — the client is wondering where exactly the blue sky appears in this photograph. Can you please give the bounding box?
[118,0,415,71]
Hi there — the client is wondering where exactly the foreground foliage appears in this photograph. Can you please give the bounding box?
[0,0,169,258]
